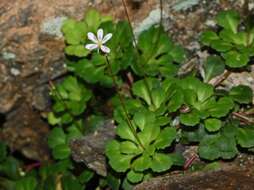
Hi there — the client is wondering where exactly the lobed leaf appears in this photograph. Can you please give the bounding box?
[127,170,144,183]
[216,10,240,34]
[203,56,225,82]
[204,118,222,132]
[229,85,253,104]
[154,127,176,149]
[151,153,173,172]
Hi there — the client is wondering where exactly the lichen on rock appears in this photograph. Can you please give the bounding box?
[40,16,67,38]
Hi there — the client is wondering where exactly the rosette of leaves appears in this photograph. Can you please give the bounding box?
[183,121,254,161]
[106,108,179,184]
[48,76,92,126]
[132,26,186,77]
[167,76,234,132]
[201,10,254,68]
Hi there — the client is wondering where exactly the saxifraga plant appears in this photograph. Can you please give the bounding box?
[0,6,251,190]
[48,5,254,188]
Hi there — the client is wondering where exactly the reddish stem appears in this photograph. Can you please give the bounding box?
[24,162,41,172]
[184,154,198,170]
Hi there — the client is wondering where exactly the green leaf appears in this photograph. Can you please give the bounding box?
[203,162,221,171]
[122,177,134,190]
[220,29,248,46]
[207,97,234,118]
[39,159,73,178]
[62,19,87,45]
[62,175,83,190]
[127,170,144,183]
[66,125,83,142]
[156,116,171,126]
[196,83,214,103]
[236,127,254,148]
[133,109,155,131]
[68,59,110,85]
[132,155,151,172]
[136,26,184,77]
[106,141,134,171]
[108,154,133,172]
[200,31,220,46]
[198,133,238,160]
[48,128,66,149]
[169,45,186,63]
[152,88,166,109]
[182,125,207,142]
[151,153,173,172]
[78,170,94,184]
[211,40,233,52]
[169,153,185,166]
[0,142,7,162]
[84,9,101,31]
[180,110,200,126]
[65,45,89,57]
[204,118,222,132]
[203,56,225,82]
[120,141,141,155]
[52,144,71,160]
[62,76,83,101]
[106,173,120,190]
[223,51,249,68]
[138,125,160,147]
[132,79,152,106]
[229,85,253,104]
[154,127,176,149]
[15,177,37,190]
[168,88,184,112]
[0,157,20,179]
[217,136,238,159]
[47,112,61,126]
[216,10,240,33]
[116,122,137,143]
[180,76,214,103]
[106,140,120,158]
[183,89,197,106]
[60,113,73,124]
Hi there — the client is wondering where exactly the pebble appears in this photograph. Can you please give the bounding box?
[10,68,20,76]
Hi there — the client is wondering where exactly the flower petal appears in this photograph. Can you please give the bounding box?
[85,44,98,50]
[97,28,104,41]
[101,45,110,53]
[102,33,112,44]
[87,32,98,43]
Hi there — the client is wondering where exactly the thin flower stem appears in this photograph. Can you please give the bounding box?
[121,0,164,109]
[105,55,145,150]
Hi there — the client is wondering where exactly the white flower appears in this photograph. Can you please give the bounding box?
[85,28,112,53]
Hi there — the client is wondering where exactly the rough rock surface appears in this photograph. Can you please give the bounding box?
[135,154,254,190]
